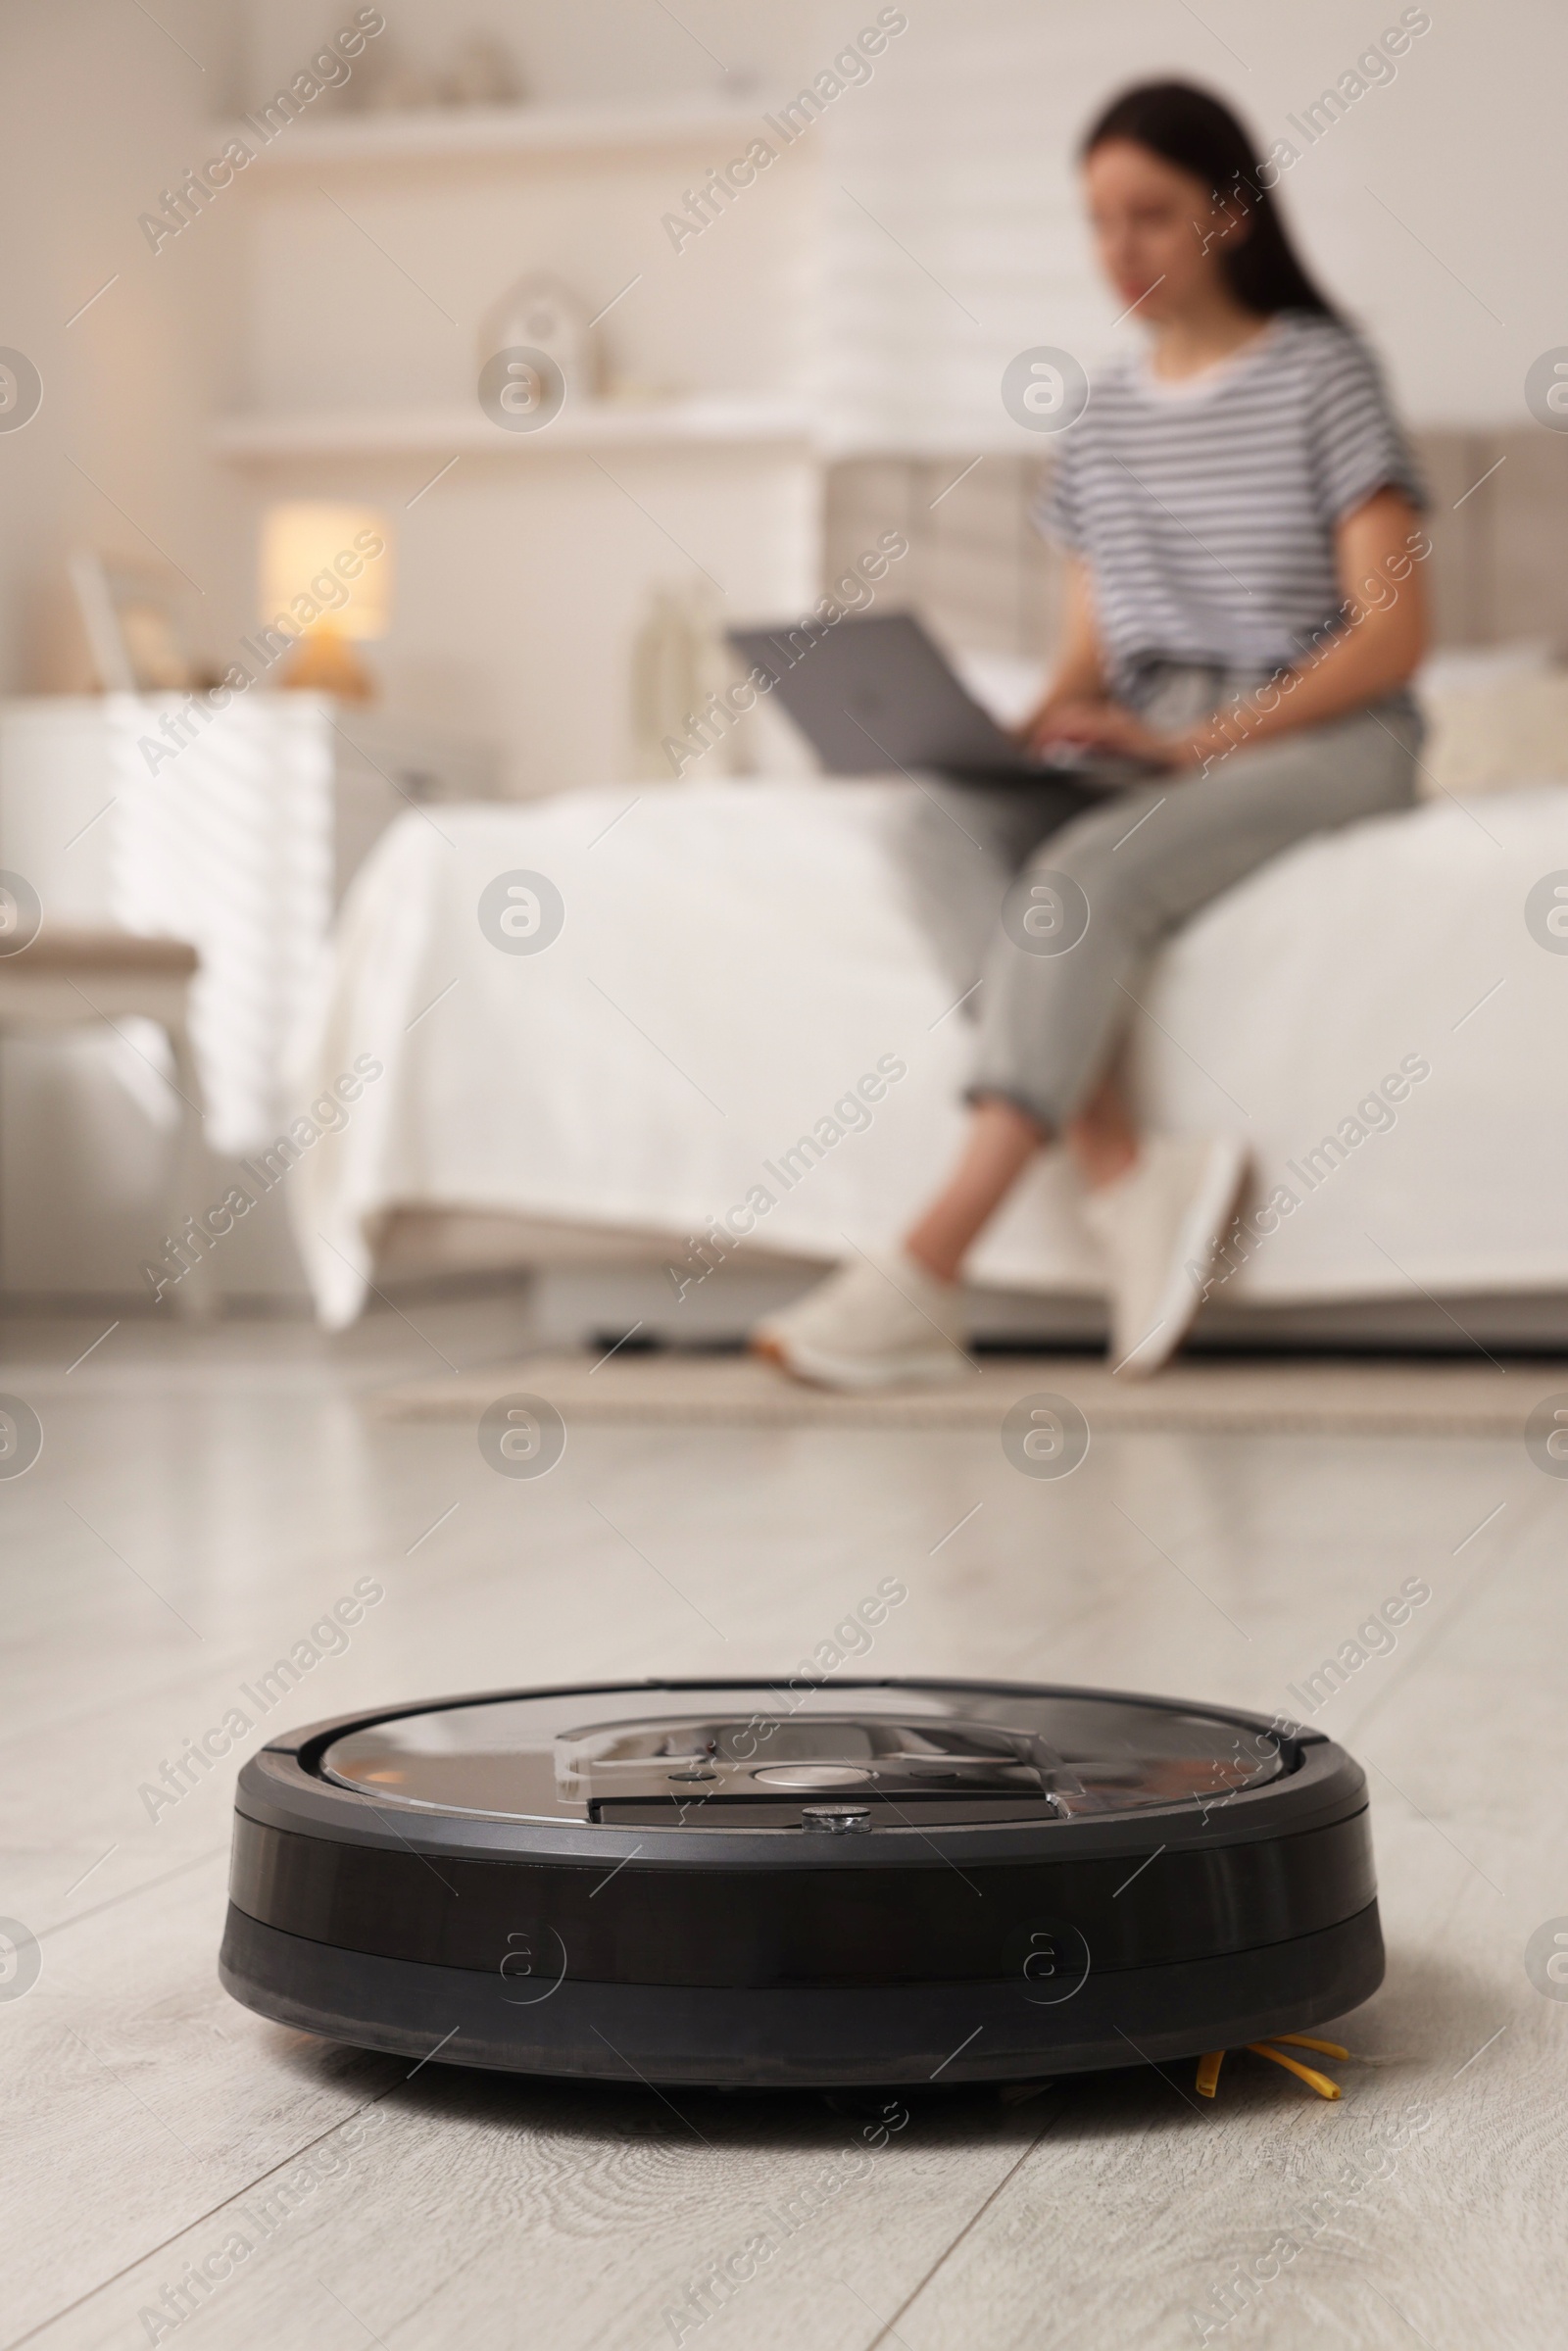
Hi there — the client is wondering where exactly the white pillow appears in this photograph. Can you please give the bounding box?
[1417,639,1560,697]
[952,639,1568,798]
[1418,667,1568,797]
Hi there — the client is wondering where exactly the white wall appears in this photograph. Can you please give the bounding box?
[0,0,265,1302]
[0,0,251,687]
[821,0,1567,448]
[1,0,1553,682]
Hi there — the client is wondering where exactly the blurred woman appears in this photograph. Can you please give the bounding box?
[757,78,1429,1387]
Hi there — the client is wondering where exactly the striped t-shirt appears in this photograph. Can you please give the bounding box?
[1036,313,1425,692]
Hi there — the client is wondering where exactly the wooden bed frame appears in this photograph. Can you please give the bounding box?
[822,429,1568,667]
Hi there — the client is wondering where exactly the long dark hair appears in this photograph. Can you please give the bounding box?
[1083,81,1335,318]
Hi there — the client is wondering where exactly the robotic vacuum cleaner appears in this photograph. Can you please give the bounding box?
[220,1679,1382,2088]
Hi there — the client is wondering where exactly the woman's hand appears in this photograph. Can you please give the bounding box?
[1019,697,1200,770]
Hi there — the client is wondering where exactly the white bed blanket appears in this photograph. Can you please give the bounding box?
[290,778,1568,1328]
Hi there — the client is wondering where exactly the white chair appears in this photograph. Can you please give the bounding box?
[0,928,213,1316]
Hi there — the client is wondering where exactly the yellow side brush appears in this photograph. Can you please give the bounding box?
[1269,2033,1350,2061]
[1194,2034,1354,2101]
[1248,2041,1343,2099]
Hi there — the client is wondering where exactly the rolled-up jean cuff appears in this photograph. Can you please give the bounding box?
[962,1083,1056,1138]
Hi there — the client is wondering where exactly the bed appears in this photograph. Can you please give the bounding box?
[292,424,1568,1347]
[290,725,1568,1346]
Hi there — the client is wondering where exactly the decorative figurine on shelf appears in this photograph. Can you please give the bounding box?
[478,271,601,406]
[358,46,445,114]
[357,32,525,112]
[440,35,525,106]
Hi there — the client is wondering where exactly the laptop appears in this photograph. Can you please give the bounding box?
[726,611,1164,788]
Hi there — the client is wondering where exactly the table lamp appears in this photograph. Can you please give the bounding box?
[260,503,393,702]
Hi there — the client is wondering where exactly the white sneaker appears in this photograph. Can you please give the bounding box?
[1082,1135,1248,1378]
[752,1252,969,1391]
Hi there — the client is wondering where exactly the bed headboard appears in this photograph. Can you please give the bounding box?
[822,431,1568,661]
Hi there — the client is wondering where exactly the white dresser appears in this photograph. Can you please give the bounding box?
[0,694,501,1302]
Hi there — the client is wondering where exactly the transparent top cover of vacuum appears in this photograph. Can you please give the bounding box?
[318,1684,1290,1830]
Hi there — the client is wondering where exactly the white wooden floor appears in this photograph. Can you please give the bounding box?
[3,1303,1565,2350]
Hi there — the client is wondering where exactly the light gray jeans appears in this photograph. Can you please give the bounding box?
[896,661,1423,1132]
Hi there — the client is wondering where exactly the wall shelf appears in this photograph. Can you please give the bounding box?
[218,95,783,171]
[213,395,814,463]
[212,395,814,463]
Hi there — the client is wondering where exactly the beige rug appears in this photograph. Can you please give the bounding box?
[369,1349,1553,1436]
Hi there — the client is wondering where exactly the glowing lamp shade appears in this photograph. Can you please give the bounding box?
[259,503,394,700]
